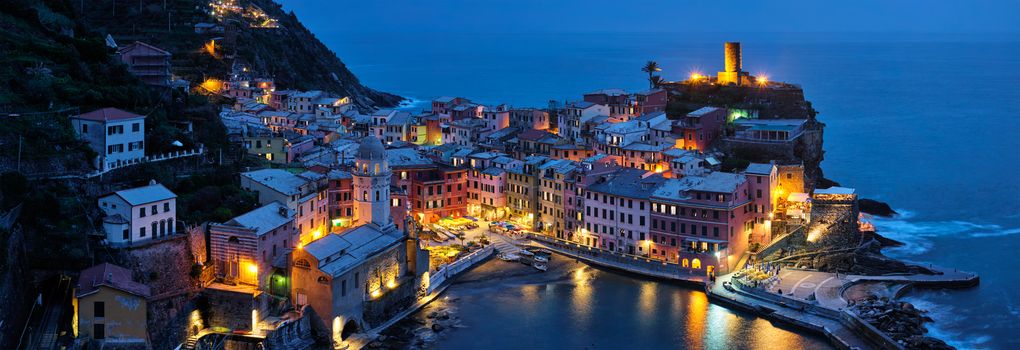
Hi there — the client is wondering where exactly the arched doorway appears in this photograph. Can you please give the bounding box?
[692,258,702,269]
[340,320,360,340]
[682,258,689,268]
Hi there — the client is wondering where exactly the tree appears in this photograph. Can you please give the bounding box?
[641,61,662,89]
[650,75,664,89]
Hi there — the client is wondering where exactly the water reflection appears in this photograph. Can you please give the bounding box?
[431,262,831,350]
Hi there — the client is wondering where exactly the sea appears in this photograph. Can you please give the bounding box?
[291,20,1020,350]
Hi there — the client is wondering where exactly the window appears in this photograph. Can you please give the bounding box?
[132,123,140,132]
[151,204,157,214]
[93,324,105,340]
[140,227,146,237]
[94,301,105,317]
[82,124,89,133]
[355,272,360,288]
[164,202,171,212]
[139,207,146,217]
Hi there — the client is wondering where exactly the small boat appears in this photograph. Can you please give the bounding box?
[534,255,549,263]
[533,262,548,271]
[498,253,520,262]
[535,249,553,256]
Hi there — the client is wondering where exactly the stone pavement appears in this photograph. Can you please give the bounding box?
[707,274,876,350]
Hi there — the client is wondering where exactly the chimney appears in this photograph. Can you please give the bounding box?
[278,206,288,218]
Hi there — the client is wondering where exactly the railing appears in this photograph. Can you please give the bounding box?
[428,245,494,293]
[102,147,205,173]
[527,233,710,280]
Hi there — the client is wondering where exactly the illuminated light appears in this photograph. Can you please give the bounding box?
[312,230,322,240]
[247,263,258,275]
[689,72,703,81]
[296,242,303,250]
[807,228,824,243]
[386,279,397,289]
[757,75,769,86]
[574,269,585,281]
[370,289,382,298]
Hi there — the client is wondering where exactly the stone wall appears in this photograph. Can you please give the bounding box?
[121,232,204,349]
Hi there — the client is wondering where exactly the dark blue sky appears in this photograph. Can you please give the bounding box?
[279,0,1020,34]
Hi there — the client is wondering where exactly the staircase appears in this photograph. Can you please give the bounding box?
[491,234,523,255]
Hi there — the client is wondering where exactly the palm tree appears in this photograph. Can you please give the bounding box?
[641,61,661,88]
[650,75,664,89]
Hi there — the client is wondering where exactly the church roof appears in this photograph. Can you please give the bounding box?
[357,135,386,161]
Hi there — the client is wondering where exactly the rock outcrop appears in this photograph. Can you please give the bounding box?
[859,198,898,217]
[849,296,954,350]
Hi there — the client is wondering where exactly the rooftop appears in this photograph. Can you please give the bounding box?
[241,169,309,196]
[76,263,151,299]
[107,182,176,206]
[223,202,292,236]
[688,107,721,118]
[303,224,404,277]
[587,167,666,199]
[74,107,145,122]
[744,163,775,175]
[387,148,435,168]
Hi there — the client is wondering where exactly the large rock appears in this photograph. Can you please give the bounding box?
[859,198,898,217]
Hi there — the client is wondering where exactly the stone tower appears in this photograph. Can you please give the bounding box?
[717,41,750,86]
[352,136,392,228]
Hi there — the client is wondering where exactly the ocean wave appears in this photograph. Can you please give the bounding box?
[900,296,993,350]
[871,210,1020,255]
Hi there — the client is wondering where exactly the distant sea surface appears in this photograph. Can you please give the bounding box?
[308,28,1019,349]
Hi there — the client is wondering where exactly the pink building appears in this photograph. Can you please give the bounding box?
[582,167,666,255]
[633,89,668,115]
[649,172,755,272]
[743,163,778,244]
[209,202,297,287]
[467,167,507,220]
[678,107,727,152]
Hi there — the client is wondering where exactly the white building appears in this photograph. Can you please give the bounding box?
[70,108,146,170]
[98,180,177,245]
[558,101,609,141]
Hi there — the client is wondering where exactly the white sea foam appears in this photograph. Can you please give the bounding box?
[871,209,1020,255]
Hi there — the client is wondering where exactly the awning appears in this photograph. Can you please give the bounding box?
[787,192,810,202]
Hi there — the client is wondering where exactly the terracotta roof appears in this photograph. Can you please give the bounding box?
[75,108,145,122]
[118,41,171,56]
[76,263,151,299]
[518,129,551,142]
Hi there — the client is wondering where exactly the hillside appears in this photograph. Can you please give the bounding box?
[77,0,401,110]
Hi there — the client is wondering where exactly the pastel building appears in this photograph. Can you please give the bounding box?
[649,172,756,271]
[209,202,297,288]
[75,263,151,347]
[677,107,727,151]
[467,167,507,221]
[98,181,177,245]
[583,167,666,255]
[70,108,146,170]
[240,169,328,244]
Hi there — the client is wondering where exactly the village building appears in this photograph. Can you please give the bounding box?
[117,41,171,86]
[209,202,297,289]
[75,263,151,347]
[70,108,146,170]
[584,167,666,255]
[240,169,329,245]
[98,181,177,245]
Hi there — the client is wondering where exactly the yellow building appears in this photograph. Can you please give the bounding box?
[75,263,151,347]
